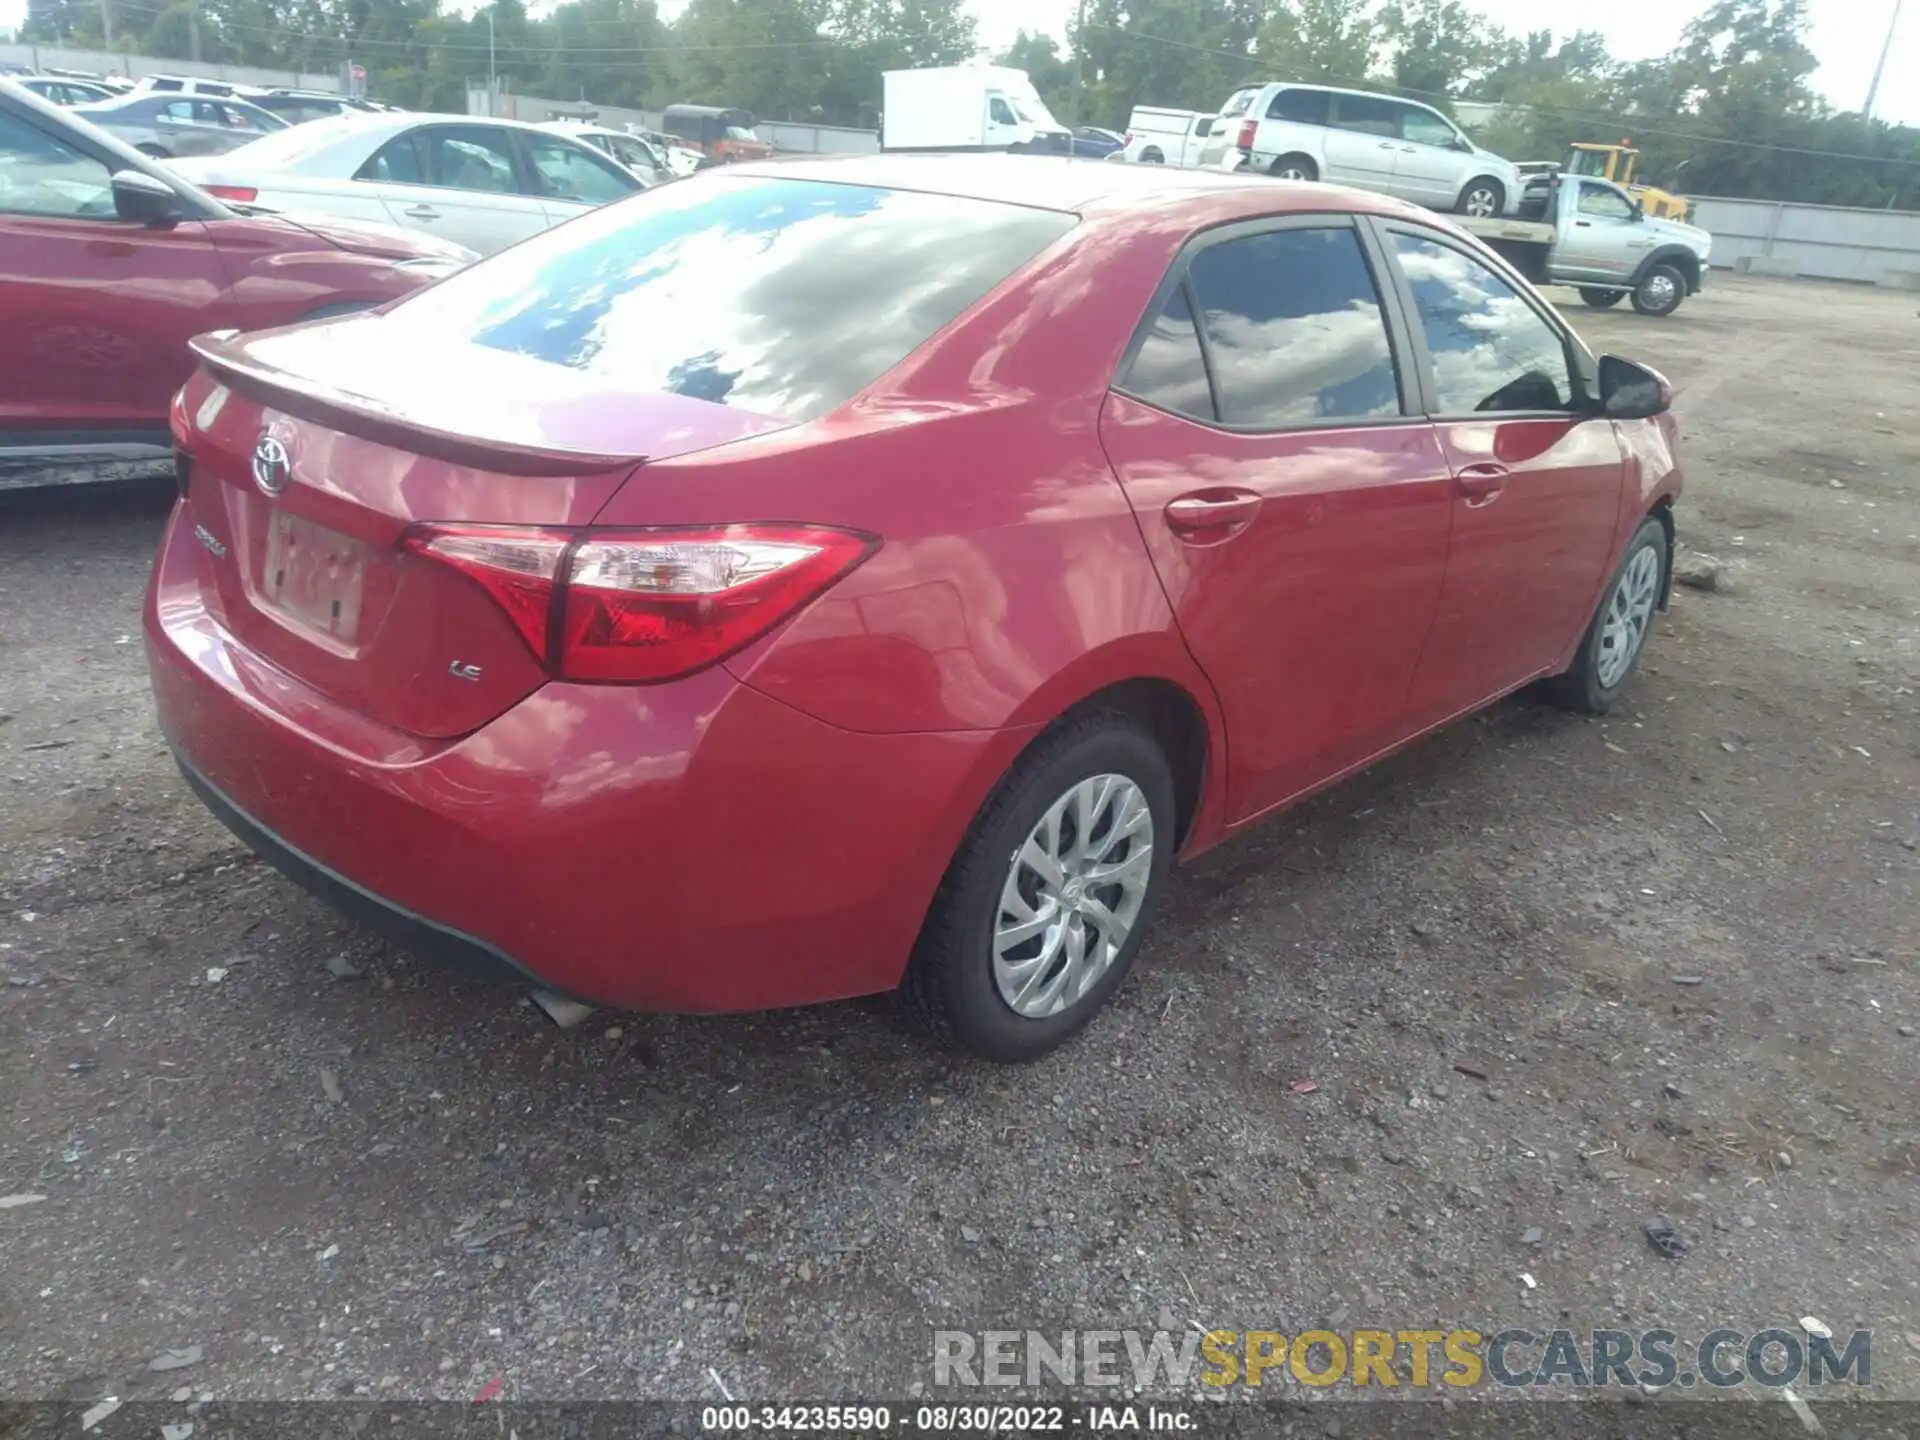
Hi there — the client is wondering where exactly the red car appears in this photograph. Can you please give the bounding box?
[147,156,1682,1061]
[0,79,471,490]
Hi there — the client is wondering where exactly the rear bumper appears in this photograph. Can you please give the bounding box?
[146,504,1028,1012]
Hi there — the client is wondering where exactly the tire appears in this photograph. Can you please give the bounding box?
[1456,177,1505,218]
[1631,261,1687,317]
[136,143,171,158]
[1547,515,1669,714]
[1580,288,1627,309]
[1140,147,1164,165]
[1268,153,1318,182]
[898,711,1176,1062]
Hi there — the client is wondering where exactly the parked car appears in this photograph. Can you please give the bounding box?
[248,89,384,125]
[14,75,117,106]
[639,128,706,176]
[1070,125,1126,158]
[536,121,669,185]
[72,91,290,158]
[1120,106,1216,166]
[0,79,471,491]
[1200,81,1522,217]
[133,73,240,97]
[148,155,1682,1060]
[164,111,645,255]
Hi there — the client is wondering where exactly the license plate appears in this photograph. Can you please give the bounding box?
[261,510,368,642]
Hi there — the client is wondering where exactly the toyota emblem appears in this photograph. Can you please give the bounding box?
[251,434,292,496]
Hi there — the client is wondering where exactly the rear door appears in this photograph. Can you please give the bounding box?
[0,104,237,440]
[1099,218,1455,824]
[357,124,550,255]
[1374,222,1626,726]
[1322,92,1402,192]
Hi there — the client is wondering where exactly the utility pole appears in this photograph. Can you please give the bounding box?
[1864,0,1904,121]
[187,0,201,63]
[98,0,113,46]
[1067,0,1088,128]
[488,9,498,115]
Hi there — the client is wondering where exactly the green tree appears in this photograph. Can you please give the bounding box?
[1255,0,1378,86]
[997,29,1074,115]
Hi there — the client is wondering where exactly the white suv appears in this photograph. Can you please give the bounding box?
[1199,82,1522,218]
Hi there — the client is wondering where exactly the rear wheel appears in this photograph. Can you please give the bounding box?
[1547,515,1668,714]
[1632,262,1687,317]
[1457,177,1505,217]
[899,712,1174,1062]
[1140,147,1164,164]
[1580,288,1628,309]
[1269,153,1318,182]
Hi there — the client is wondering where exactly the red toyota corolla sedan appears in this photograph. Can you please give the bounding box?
[147,156,1682,1061]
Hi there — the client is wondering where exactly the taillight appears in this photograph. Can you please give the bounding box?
[204,184,258,202]
[1236,119,1257,151]
[404,523,876,685]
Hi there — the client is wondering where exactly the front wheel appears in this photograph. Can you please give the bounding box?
[899,712,1175,1062]
[1547,515,1668,714]
[1457,178,1505,218]
[1580,288,1627,309]
[1631,262,1687,317]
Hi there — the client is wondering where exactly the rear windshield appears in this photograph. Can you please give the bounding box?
[385,175,1075,422]
[1219,89,1259,118]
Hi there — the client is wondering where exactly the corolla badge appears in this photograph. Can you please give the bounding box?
[251,434,292,496]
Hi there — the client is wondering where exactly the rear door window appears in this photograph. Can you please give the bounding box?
[1268,88,1331,125]
[1184,225,1403,427]
[1331,93,1401,137]
[358,131,427,185]
[384,176,1075,422]
[417,126,518,193]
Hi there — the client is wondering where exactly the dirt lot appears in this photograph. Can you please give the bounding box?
[1,275,1916,1421]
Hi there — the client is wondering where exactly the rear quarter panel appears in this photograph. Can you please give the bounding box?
[588,197,1237,848]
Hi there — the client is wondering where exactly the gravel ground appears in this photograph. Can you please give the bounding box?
[1,275,1916,1424]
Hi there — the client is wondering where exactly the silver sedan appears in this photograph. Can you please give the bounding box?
[70,92,289,159]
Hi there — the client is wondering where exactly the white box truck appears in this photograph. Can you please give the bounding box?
[880,66,1071,153]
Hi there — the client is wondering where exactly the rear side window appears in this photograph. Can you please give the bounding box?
[1219,89,1259,119]
[1331,93,1400,137]
[386,177,1075,422]
[359,131,426,184]
[1268,88,1331,125]
[1121,285,1213,421]
[1184,227,1402,427]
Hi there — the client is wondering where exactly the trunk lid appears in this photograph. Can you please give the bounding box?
[178,318,792,739]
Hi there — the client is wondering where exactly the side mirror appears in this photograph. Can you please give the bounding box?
[1452,136,1474,152]
[1598,354,1674,419]
[1630,199,1645,221]
[112,168,183,228]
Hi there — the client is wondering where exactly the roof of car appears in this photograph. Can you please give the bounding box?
[723,152,1446,229]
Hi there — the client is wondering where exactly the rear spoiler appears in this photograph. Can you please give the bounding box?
[189,330,650,478]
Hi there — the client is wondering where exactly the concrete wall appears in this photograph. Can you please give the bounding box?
[470,88,878,155]
[0,41,344,94]
[1688,194,1920,286]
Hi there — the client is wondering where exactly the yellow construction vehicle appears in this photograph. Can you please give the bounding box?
[1565,141,1692,222]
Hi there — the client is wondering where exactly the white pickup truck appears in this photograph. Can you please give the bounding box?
[1120,106,1218,167]
[1457,170,1713,317]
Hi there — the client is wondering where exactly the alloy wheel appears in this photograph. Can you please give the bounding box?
[1464,186,1499,217]
[993,774,1154,1019]
[1596,543,1661,688]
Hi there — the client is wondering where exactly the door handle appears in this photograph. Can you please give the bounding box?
[1455,463,1510,506]
[1378,141,1396,150]
[403,205,440,219]
[1574,219,1592,228]
[1400,145,1417,153]
[1165,490,1263,543]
